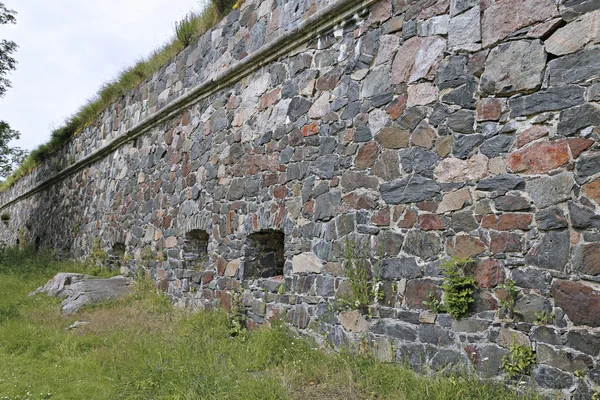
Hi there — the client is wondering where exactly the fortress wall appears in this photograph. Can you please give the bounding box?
[1,0,600,395]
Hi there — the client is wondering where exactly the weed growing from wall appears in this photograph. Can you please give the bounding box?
[425,257,476,319]
[502,338,536,378]
[498,279,520,320]
[228,288,248,340]
[342,237,383,312]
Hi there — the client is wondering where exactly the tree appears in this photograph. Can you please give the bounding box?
[0,2,27,179]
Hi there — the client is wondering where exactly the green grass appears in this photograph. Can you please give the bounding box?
[0,248,540,399]
[1,0,238,192]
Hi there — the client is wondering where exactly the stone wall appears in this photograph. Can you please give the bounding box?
[1,0,600,396]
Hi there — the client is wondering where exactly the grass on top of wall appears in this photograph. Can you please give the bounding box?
[0,247,543,400]
[0,0,238,192]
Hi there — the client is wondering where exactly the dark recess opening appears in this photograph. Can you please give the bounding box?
[183,229,209,269]
[108,242,126,270]
[34,236,41,251]
[244,230,284,279]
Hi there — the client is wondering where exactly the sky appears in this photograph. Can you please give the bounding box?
[0,0,204,151]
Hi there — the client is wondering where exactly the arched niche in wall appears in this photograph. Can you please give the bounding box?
[108,242,126,270]
[243,230,285,279]
[183,229,209,270]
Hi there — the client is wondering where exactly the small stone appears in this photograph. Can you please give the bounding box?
[480,135,514,158]
[476,98,503,121]
[536,207,568,230]
[437,188,471,214]
[372,321,417,341]
[576,153,600,180]
[450,210,479,232]
[474,258,503,288]
[490,231,523,254]
[494,195,530,211]
[527,172,573,209]
[557,103,600,136]
[339,310,368,333]
[404,231,442,260]
[314,190,341,221]
[391,36,446,84]
[381,175,442,204]
[376,126,410,149]
[480,40,546,96]
[308,92,330,119]
[583,177,600,205]
[515,125,549,148]
[292,253,322,274]
[477,174,525,191]
[537,344,591,374]
[380,257,421,279]
[452,134,484,159]
[407,83,439,107]
[525,230,570,271]
[514,293,552,323]
[435,136,452,157]
[418,15,450,36]
[497,327,530,348]
[545,11,600,56]
[361,66,391,98]
[405,279,441,309]
[354,142,380,169]
[573,243,600,276]
[508,85,586,117]
[434,154,488,183]
[546,48,600,86]
[481,0,558,46]
[287,96,312,120]
[447,109,475,134]
[448,7,481,51]
[447,234,486,258]
[569,201,600,229]
[411,120,437,149]
[512,268,552,291]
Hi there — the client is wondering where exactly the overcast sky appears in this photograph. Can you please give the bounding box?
[0,0,204,151]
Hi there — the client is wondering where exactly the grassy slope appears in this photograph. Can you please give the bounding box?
[0,249,540,400]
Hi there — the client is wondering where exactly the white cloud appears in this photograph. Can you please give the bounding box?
[0,0,201,150]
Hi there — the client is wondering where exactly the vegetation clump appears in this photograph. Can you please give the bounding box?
[0,247,541,399]
[342,237,383,312]
[502,338,536,378]
[425,257,476,319]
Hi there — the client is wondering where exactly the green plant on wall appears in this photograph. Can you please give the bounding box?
[87,238,108,270]
[501,338,536,378]
[425,257,476,319]
[498,279,520,320]
[342,237,383,312]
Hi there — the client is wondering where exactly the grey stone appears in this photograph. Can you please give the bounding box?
[450,211,479,232]
[546,48,600,86]
[436,56,467,84]
[527,172,574,209]
[354,126,372,142]
[381,175,442,204]
[447,109,475,133]
[494,195,530,211]
[535,207,568,230]
[509,85,586,117]
[532,326,562,346]
[418,15,449,36]
[418,324,454,346]
[476,345,508,378]
[314,190,341,221]
[362,67,391,98]
[309,155,338,179]
[512,268,552,291]
[400,148,440,176]
[380,257,421,279]
[451,0,478,15]
[316,275,335,297]
[371,321,417,341]
[572,243,600,276]
[576,153,600,181]
[525,230,570,271]
[377,230,404,256]
[477,175,526,191]
[566,330,600,357]
[480,135,514,158]
[532,365,575,389]
[287,96,312,120]
[396,343,433,370]
[557,103,600,136]
[404,231,442,260]
[560,0,600,21]
[448,7,481,51]
[430,349,467,371]
[480,40,546,96]
[452,134,484,159]
[568,201,600,229]
[440,76,477,108]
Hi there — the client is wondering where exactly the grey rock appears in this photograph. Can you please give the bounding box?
[400,148,440,176]
[532,365,575,389]
[430,349,467,371]
[532,326,562,346]
[527,172,574,209]
[452,134,484,159]
[566,330,600,357]
[514,293,552,323]
[476,345,508,378]
[380,257,421,279]
[314,190,341,221]
[436,56,467,84]
[447,109,475,133]
[362,67,391,98]
[381,175,442,204]
[309,155,338,179]
[509,85,586,117]
[450,211,479,232]
[316,275,335,297]
[404,231,442,260]
[546,47,600,86]
[451,0,479,16]
[535,207,568,230]
[419,324,454,346]
[440,76,477,108]
[377,230,404,256]
[396,343,434,370]
[568,201,600,229]
[477,175,525,191]
[480,40,546,96]
[494,195,530,211]
[512,267,552,291]
[480,135,514,158]
[287,96,312,120]
[372,321,417,341]
[525,230,570,271]
[576,153,600,181]
[557,103,600,136]
[448,7,481,51]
